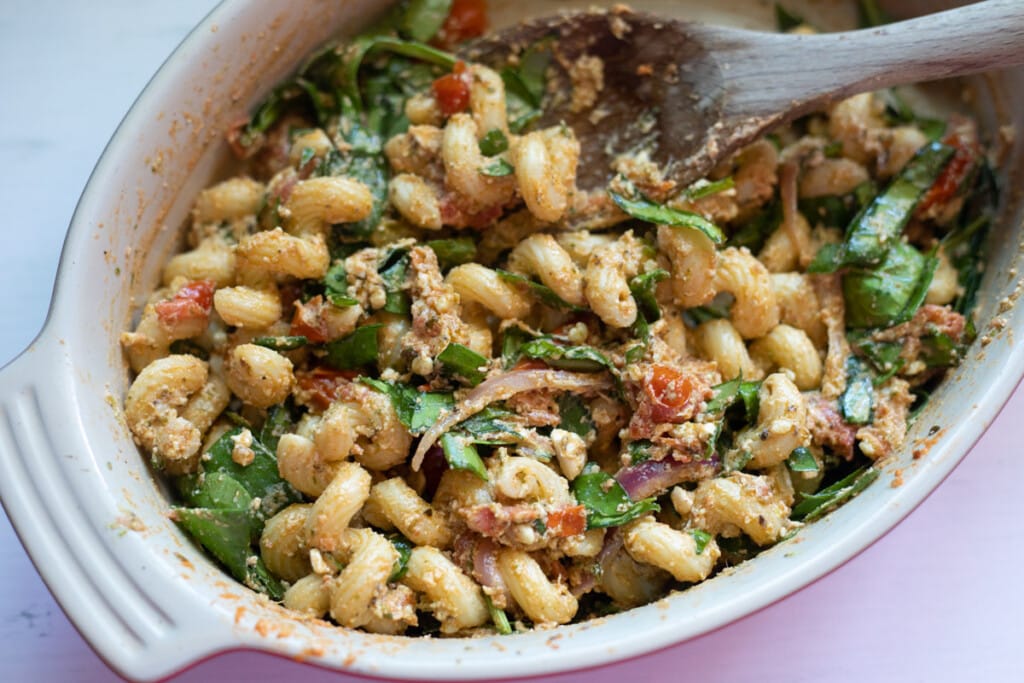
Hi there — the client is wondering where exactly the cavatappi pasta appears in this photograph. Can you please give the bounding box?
[122,1,997,636]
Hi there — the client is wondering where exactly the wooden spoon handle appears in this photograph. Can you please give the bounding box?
[723,0,1024,119]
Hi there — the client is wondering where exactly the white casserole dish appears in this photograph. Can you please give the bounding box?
[0,1,1021,681]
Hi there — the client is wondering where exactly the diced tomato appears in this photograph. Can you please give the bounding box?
[546,505,587,538]
[917,128,980,216]
[156,279,215,330]
[432,61,472,116]
[289,295,330,344]
[642,364,705,424]
[296,367,359,410]
[435,0,489,50]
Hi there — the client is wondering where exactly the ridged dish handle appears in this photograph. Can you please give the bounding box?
[0,336,233,681]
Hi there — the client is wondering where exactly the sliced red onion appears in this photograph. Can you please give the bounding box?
[411,369,614,469]
[419,444,448,501]
[614,456,720,500]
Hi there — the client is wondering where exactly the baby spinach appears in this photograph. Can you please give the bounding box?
[360,378,455,434]
[842,242,937,328]
[518,337,614,373]
[558,394,595,439]
[440,432,489,480]
[609,190,725,245]
[437,342,489,385]
[497,269,585,311]
[426,237,477,270]
[325,324,383,370]
[839,356,874,425]
[399,0,453,43]
[572,464,660,529]
[791,467,880,521]
[253,335,308,352]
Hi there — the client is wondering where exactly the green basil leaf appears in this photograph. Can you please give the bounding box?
[519,337,613,372]
[843,242,935,328]
[173,507,284,599]
[728,199,782,252]
[200,427,303,522]
[497,269,585,311]
[626,439,654,465]
[427,237,477,270]
[628,269,669,323]
[258,404,293,454]
[479,128,510,156]
[791,467,880,521]
[686,176,735,200]
[689,529,712,555]
[440,432,489,480]
[325,324,383,370]
[360,378,455,434]
[455,406,522,445]
[400,0,453,43]
[481,158,514,177]
[609,191,725,245]
[253,335,308,352]
[324,261,358,307]
[485,595,513,635]
[572,464,660,529]
[786,447,820,473]
[437,342,489,385]
[387,533,414,581]
[839,356,874,425]
[558,394,595,439]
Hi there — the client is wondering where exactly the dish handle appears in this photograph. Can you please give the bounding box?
[0,338,235,681]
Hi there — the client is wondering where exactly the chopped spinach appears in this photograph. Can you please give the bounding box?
[609,189,725,245]
[360,378,455,434]
[437,342,489,385]
[572,464,660,529]
[325,324,383,370]
[439,432,489,480]
[839,356,874,425]
[791,467,880,521]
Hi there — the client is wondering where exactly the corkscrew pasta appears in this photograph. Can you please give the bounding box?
[122,2,996,637]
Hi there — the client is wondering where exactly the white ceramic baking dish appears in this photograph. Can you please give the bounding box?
[1,0,1021,680]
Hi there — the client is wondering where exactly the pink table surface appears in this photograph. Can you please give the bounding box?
[1,1,1021,681]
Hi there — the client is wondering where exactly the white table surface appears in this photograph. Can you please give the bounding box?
[1,1,1022,681]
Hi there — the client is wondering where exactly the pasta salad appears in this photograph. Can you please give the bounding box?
[121,0,996,635]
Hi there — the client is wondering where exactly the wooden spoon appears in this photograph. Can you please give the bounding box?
[464,1,1024,191]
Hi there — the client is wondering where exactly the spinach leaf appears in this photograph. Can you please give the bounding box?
[786,447,820,473]
[628,269,669,324]
[387,533,414,581]
[705,377,761,422]
[728,200,782,252]
[626,440,655,465]
[485,595,513,635]
[324,261,358,307]
[173,507,284,599]
[798,180,876,232]
[400,0,453,43]
[481,159,514,177]
[501,326,532,368]
[378,248,411,315]
[686,176,735,200]
[360,378,455,434]
[479,128,510,156]
[497,269,585,311]
[437,342,489,385]
[847,330,905,385]
[791,467,880,521]
[199,427,303,521]
[609,190,725,245]
[843,242,936,328]
[518,336,614,373]
[427,237,477,270]
[558,394,595,439]
[572,464,660,529]
[689,529,712,555]
[258,404,293,454]
[501,41,551,133]
[809,142,953,271]
[839,356,874,425]
[440,432,489,480]
[456,406,522,445]
[319,136,389,240]
[325,324,383,370]
[253,335,308,352]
